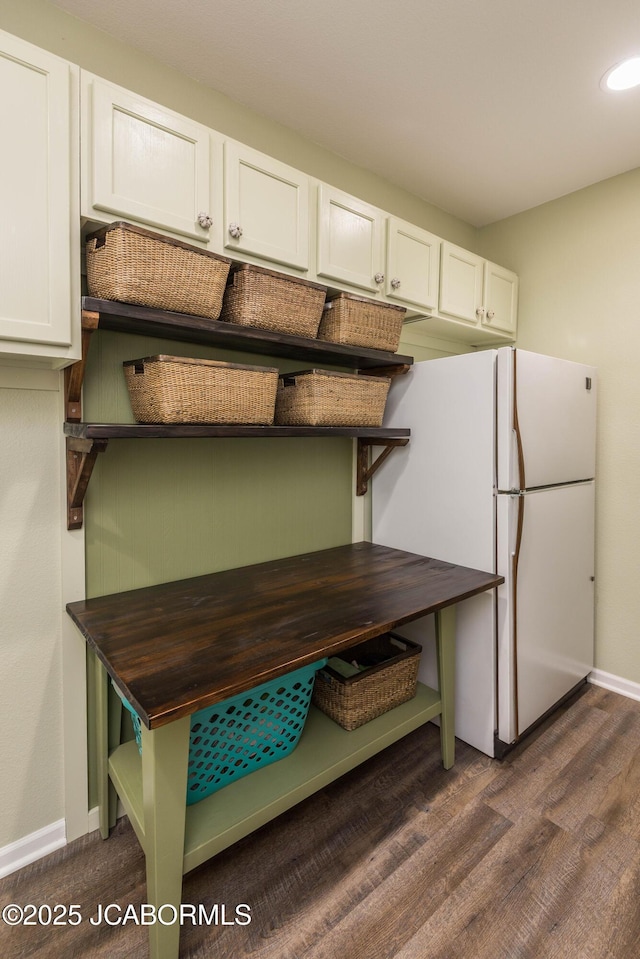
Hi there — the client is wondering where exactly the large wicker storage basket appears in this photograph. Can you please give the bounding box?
[86,222,232,319]
[274,369,390,427]
[317,292,406,353]
[312,634,422,731]
[220,263,327,338]
[116,658,327,805]
[123,354,278,424]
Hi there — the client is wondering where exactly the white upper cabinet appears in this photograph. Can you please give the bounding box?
[439,241,485,323]
[317,185,385,294]
[385,217,440,312]
[82,73,217,244]
[482,260,518,335]
[439,242,518,338]
[223,141,310,271]
[0,31,79,362]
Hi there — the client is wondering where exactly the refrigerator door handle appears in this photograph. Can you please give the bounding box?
[511,491,525,735]
[513,349,526,490]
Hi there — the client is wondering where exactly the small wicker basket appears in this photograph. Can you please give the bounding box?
[274,369,390,427]
[123,354,278,424]
[317,292,406,353]
[86,221,232,319]
[312,634,422,731]
[220,263,327,338]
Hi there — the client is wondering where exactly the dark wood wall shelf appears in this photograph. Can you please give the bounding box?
[64,298,413,529]
[81,296,414,371]
[65,422,411,440]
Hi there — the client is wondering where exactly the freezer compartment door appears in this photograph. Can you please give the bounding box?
[497,348,597,490]
[497,482,595,743]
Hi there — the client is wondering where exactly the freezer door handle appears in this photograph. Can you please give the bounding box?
[513,350,526,489]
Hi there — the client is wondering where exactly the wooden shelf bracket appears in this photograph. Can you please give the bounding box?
[359,363,412,379]
[64,309,99,422]
[356,437,409,495]
[66,436,108,530]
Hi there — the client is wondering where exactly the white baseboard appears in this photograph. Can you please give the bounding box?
[0,819,66,880]
[0,804,127,879]
[588,669,640,702]
[87,802,125,835]
[87,805,100,834]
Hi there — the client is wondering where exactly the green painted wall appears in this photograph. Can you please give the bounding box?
[83,333,353,598]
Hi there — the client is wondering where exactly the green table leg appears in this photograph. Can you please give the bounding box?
[435,605,456,769]
[95,659,126,836]
[140,716,191,959]
[107,685,123,830]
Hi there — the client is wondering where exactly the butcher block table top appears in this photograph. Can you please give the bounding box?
[66,541,504,729]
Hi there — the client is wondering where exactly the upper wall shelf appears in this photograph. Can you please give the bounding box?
[80,297,414,371]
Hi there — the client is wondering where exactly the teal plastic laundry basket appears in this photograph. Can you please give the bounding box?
[116,658,326,805]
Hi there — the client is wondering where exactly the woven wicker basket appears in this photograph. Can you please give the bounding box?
[317,292,406,353]
[86,222,232,319]
[219,263,327,338]
[123,354,278,424]
[312,634,422,731]
[274,369,390,427]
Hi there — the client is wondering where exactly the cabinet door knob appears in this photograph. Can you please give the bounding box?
[476,307,486,319]
[374,272,385,284]
[390,277,401,290]
[486,309,495,320]
[228,222,243,239]
[197,212,213,229]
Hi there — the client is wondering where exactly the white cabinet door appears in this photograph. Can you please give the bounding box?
[82,73,216,244]
[223,141,310,271]
[385,217,440,311]
[482,261,518,335]
[438,241,484,324]
[0,31,77,354]
[317,185,385,293]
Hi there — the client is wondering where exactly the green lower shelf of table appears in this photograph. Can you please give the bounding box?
[108,682,442,874]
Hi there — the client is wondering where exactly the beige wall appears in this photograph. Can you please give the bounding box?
[479,167,640,683]
[0,373,64,847]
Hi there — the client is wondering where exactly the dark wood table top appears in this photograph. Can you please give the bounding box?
[67,542,503,729]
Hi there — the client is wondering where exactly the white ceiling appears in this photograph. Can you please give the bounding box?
[52,0,640,226]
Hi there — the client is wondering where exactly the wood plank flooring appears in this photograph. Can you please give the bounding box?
[2,683,640,959]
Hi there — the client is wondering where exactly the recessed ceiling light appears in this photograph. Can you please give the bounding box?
[601,56,640,91]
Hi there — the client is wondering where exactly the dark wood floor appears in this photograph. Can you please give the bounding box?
[2,683,640,959]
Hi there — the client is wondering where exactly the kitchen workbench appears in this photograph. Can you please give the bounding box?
[67,541,503,959]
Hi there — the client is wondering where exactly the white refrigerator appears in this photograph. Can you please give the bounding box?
[372,347,597,758]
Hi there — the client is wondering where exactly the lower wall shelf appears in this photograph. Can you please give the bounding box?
[65,423,411,440]
[108,683,441,875]
[64,423,410,528]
